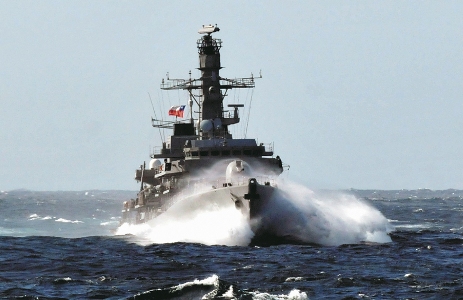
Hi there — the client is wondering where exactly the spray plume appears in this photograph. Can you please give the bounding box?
[116,161,392,246]
[260,181,393,246]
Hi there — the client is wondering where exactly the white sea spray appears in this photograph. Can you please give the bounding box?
[258,180,393,246]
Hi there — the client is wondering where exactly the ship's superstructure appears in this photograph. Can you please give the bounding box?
[121,25,286,235]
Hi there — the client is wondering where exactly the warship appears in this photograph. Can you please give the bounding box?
[121,25,288,240]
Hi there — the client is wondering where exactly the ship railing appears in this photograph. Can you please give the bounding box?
[197,38,222,54]
[152,118,194,129]
[213,176,277,188]
[161,78,202,90]
[151,146,163,156]
[160,78,256,90]
[219,78,255,89]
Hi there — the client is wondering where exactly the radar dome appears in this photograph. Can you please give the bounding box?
[200,120,213,133]
[149,159,162,170]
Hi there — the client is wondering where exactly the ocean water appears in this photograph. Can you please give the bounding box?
[1,187,463,299]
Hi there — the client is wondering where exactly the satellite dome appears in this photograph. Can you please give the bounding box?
[149,159,162,170]
[200,120,213,133]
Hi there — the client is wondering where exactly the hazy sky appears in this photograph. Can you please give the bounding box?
[1,1,462,191]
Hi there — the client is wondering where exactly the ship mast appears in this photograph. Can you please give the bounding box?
[160,25,259,140]
[197,26,222,122]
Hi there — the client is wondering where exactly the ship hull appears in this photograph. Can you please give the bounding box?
[121,178,277,240]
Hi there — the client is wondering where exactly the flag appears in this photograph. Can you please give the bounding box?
[168,105,186,118]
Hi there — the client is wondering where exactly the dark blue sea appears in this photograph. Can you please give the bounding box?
[2,186,463,299]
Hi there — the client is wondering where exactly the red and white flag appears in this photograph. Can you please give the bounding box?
[168,105,186,118]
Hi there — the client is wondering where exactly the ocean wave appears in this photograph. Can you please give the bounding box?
[28,214,53,221]
[27,214,84,224]
[394,223,431,229]
[100,220,119,226]
[131,274,308,300]
[55,218,83,224]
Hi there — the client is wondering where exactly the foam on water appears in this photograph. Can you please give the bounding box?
[249,288,309,300]
[117,205,254,246]
[28,214,53,221]
[55,218,84,223]
[393,223,431,229]
[134,274,309,300]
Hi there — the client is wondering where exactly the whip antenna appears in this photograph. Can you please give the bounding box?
[148,92,164,143]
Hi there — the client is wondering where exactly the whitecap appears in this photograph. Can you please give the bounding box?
[171,274,219,292]
[28,214,53,221]
[394,223,430,229]
[221,285,235,298]
[250,288,309,299]
[100,221,118,226]
[285,277,304,282]
[55,218,83,224]
[53,277,72,284]
[29,213,39,219]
